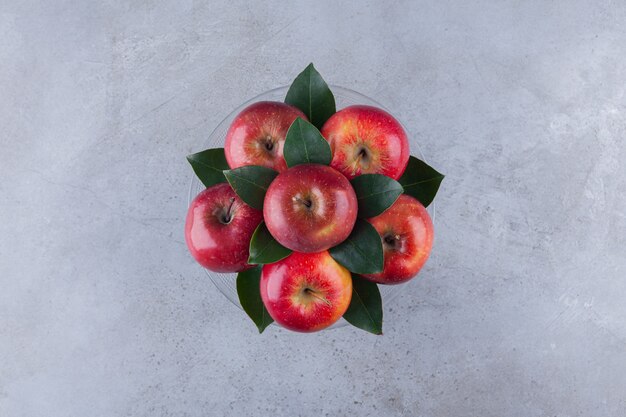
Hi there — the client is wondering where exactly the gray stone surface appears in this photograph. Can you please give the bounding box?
[1,1,625,416]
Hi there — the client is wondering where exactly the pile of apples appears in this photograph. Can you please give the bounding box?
[185,64,443,334]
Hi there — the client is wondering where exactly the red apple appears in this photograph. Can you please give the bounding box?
[320,105,410,180]
[263,164,358,253]
[260,251,352,332]
[362,195,433,284]
[224,101,307,172]
[185,183,263,272]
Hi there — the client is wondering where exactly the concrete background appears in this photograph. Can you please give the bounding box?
[1,1,625,416]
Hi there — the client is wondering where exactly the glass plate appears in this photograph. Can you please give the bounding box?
[188,85,435,330]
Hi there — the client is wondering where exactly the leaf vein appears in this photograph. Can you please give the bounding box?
[401,176,444,187]
[230,174,270,191]
[346,239,378,271]
[308,67,313,124]
[191,160,223,171]
[357,188,402,200]
[352,289,378,330]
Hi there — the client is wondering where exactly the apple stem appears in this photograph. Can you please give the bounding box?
[304,288,332,307]
[221,197,236,223]
[293,196,312,208]
[355,147,370,164]
[383,233,404,250]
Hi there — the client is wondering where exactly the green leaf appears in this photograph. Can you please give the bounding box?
[223,166,278,210]
[329,219,383,274]
[237,266,273,333]
[351,174,404,218]
[186,148,229,188]
[398,156,444,207]
[343,275,383,335]
[248,222,292,265]
[285,63,336,130]
[283,117,332,167]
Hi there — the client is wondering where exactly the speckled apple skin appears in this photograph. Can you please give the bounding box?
[320,105,410,180]
[224,101,307,173]
[260,251,352,332]
[363,195,433,284]
[263,164,358,253]
[185,183,263,272]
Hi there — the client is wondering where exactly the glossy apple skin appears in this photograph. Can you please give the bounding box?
[320,105,410,180]
[260,251,352,332]
[185,183,263,272]
[362,195,433,284]
[224,101,307,172]
[263,164,358,253]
